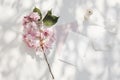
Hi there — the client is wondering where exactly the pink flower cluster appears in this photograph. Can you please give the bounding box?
[23,12,55,53]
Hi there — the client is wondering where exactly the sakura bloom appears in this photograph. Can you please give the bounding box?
[22,7,59,79]
[23,12,55,53]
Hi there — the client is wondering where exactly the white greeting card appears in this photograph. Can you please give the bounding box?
[59,31,89,67]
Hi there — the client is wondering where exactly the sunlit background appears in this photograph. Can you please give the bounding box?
[0,0,120,80]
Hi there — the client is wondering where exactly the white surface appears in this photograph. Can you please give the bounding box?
[0,0,120,80]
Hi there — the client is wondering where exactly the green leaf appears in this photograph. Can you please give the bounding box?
[33,7,42,20]
[43,10,59,27]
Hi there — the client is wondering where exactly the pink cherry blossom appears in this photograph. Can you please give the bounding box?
[29,12,40,21]
[23,12,40,27]
[23,33,40,50]
[41,29,55,52]
[43,29,51,37]
[23,12,55,54]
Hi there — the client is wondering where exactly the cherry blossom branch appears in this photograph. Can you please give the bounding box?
[23,7,59,80]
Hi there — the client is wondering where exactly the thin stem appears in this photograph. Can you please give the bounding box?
[39,29,54,79]
[42,47,54,79]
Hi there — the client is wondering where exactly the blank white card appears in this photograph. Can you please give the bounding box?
[59,31,89,67]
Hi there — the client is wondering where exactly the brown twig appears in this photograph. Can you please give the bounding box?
[41,47,54,79]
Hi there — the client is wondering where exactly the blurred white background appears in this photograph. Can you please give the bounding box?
[0,0,120,80]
